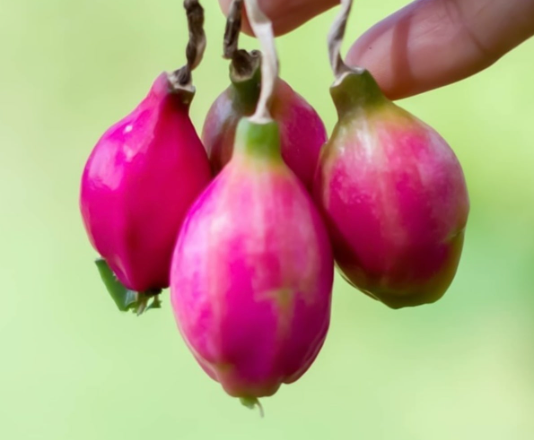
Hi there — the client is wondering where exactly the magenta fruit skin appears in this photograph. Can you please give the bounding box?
[171,119,334,399]
[80,73,212,292]
[313,71,469,309]
[202,76,327,191]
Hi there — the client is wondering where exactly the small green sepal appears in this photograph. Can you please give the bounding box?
[94,259,162,316]
[239,397,265,418]
[330,69,388,119]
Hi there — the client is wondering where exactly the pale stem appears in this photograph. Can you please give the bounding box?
[244,0,279,123]
[327,0,362,80]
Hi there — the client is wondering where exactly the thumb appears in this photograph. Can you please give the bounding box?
[347,0,534,100]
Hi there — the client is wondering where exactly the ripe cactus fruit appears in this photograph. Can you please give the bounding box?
[171,118,334,404]
[313,70,470,309]
[80,73,212,310]
[202,52,327,191]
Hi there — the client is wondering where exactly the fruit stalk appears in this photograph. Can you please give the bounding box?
[243,0,279,123]
[169,0,206,91]
[223,0,244,60]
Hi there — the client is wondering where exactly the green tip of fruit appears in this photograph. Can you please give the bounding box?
[240,397,265,418]
[94,259,162,315]
[234,118,282,162]
[330,69,388,118]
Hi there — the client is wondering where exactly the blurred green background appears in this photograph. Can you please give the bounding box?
[1,0,534,439]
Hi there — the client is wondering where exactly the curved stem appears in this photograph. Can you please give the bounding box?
[244,0,279,123]
[328,0,362,80]
[240,397,265,418]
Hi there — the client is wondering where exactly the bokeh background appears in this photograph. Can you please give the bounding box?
[1,1,534,439]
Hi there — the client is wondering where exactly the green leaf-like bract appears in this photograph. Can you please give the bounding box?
[95,259,138,312]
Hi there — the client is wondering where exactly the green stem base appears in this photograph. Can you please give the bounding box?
[240,397,265,418]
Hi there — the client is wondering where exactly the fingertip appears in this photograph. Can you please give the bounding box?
[345,0,534,100]
[217,0,232,16]
[345,11,413,100]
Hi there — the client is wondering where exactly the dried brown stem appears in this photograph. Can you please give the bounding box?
[170,0,206,90]
[224,0,244,59]
[230,49,262,81]
[184,0,206,70]
[223,0,262,82]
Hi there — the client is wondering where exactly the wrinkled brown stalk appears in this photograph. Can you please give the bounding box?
[224,0,244,59]
[170,0,207,90]
[223,0,261,80]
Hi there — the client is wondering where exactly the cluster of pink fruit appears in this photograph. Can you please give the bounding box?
[80,0,469,411]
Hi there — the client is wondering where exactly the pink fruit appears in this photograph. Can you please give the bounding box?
[80,73,211,294]
[171,118,334,402]
[202,54,327,191]
[313,70,470,309]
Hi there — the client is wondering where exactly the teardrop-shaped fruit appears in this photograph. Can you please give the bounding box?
[202,55,327,191]
[313,70,469,309]
[171,118,334,401]
[80,73,212,295]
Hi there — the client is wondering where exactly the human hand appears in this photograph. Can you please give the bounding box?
[218,0,534,99]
